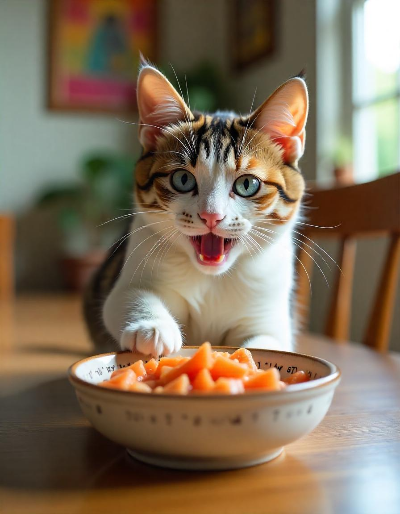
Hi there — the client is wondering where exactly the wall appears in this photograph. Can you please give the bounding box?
[0,0,225,288]
[228,0,317,182]
[0,0,140,214]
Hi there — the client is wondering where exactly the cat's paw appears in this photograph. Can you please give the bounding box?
[121,316,183,357]
[242,335,291,352]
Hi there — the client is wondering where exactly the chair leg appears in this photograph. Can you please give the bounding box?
[325,237,356,342]
[363,233,400,352]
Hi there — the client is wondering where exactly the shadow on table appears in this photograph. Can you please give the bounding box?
[19,344,92,358]
[0,377,333,513]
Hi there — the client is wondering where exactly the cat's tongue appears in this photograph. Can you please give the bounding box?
[200,233,224,263]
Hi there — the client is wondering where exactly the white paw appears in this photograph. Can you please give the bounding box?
[242,335,291,352]
[121,316,183,357]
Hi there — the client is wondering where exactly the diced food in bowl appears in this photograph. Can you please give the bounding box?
[99,342,311,394]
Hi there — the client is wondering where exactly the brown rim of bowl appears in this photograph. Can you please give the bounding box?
[68,346,341,400]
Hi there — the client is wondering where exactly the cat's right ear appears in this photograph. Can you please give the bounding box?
[137,65,193,151]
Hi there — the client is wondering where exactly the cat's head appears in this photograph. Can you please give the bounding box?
[134,64,308,275]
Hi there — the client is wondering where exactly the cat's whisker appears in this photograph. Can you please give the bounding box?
[246,233,263,255]
[98,210,165,227]
[295,221,341,230]
[153,229,182,280]
[291,239,330,288]
[255,225,332,272]
[158,150,191,162]
[118,119,193,157]
[107,219,172,259]
[139,227,177,287]
[255,227,329,289]
[169,64,196,154]
[292,230,342,272]
[238,235,255,260]
[127,225,175,284]
[163,232,182,262]
[151,228,179,277]
[251,229,312,293]
[240,117,266,155]
[122,223,174,274]
[238,87,258,157]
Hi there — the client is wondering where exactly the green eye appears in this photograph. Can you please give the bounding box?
[171,169,197,193]
[233,175,260,197]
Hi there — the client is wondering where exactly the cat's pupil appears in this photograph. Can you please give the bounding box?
[244,178,249,190]
[181,174,188,185]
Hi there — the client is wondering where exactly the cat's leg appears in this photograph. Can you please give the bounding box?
[104,287,186,357]
[242,335,287,351]
[224,324,293,352]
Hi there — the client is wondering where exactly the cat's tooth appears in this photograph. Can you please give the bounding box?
[199,254,205,262]
[216,255,224,263]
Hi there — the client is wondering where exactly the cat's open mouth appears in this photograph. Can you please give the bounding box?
[189,234,235,266]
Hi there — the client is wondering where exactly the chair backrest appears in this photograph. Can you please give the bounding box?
[296,172,400,352]
[0,214,15,300]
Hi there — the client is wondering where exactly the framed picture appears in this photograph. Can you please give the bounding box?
[48,0,158,113]
[231,0,276,71]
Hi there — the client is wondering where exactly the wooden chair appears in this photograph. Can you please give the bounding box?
[296,172,400,352]
[0,214,15,299]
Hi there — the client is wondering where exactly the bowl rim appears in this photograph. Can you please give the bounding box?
[68,346,341,400]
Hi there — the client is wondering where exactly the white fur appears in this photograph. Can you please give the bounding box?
[103,68,305,357]
[103,188,298,356]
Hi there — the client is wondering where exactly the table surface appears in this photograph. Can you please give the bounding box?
[1,295,400,514]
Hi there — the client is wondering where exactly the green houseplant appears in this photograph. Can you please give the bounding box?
[37,152,135,290]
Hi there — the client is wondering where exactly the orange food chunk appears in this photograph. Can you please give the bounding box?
[110,367,131,379]
[159,366,174,378]
[100,369,137,390]
[162,374,191,394]
[160,343,214,385]
[144,358,158,375]
[128,360,147,380]
[154,356,189,378]
[244,368,280,391]
[229,348,258,372]
[284,371,310,385]
[128,382,152,393]
[97,343,313,395]
[192,368,215,392]
[213,378,245,394]
[213,351,231,359]
[210,355,248,380]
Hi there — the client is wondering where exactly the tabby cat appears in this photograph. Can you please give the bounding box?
[84,62,308,356]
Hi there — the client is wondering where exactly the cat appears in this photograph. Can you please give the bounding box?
[84,62,308,357]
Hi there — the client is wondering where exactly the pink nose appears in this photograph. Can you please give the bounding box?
[198,212,225,229]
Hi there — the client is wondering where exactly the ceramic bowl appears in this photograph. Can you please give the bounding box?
[69,347,341,470]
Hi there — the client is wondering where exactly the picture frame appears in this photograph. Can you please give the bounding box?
[47,0,158,113]
[231,0,276,71]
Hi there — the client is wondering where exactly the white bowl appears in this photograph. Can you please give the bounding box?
[69,347,341,470]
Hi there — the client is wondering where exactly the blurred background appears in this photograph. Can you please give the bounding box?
[0,0,399,350]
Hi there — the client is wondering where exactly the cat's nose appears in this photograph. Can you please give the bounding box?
[198,212,225,229]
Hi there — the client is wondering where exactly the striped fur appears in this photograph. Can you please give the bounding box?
[84,65,308,355]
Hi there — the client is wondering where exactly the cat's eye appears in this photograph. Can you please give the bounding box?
[233,175,260,197]
[171,169,197,193]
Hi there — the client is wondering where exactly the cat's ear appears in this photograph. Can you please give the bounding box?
[137,64,193,151]
[249,77,309,165]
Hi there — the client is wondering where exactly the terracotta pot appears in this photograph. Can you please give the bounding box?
[60,251,106,292]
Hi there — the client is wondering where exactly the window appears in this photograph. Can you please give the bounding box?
[352,0,400,180]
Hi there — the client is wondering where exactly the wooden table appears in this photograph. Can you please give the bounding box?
[1,296,400,514]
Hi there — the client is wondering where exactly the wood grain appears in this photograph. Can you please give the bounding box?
[1,296,400,514]
[0,214,14,300]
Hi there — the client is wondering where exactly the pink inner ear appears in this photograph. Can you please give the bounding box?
[137,67,193,151]
[252,78,308,164]
[274,132,305,164]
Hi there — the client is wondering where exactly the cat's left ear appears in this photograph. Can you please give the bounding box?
[249,77,309,165]
[137,64,193,151]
